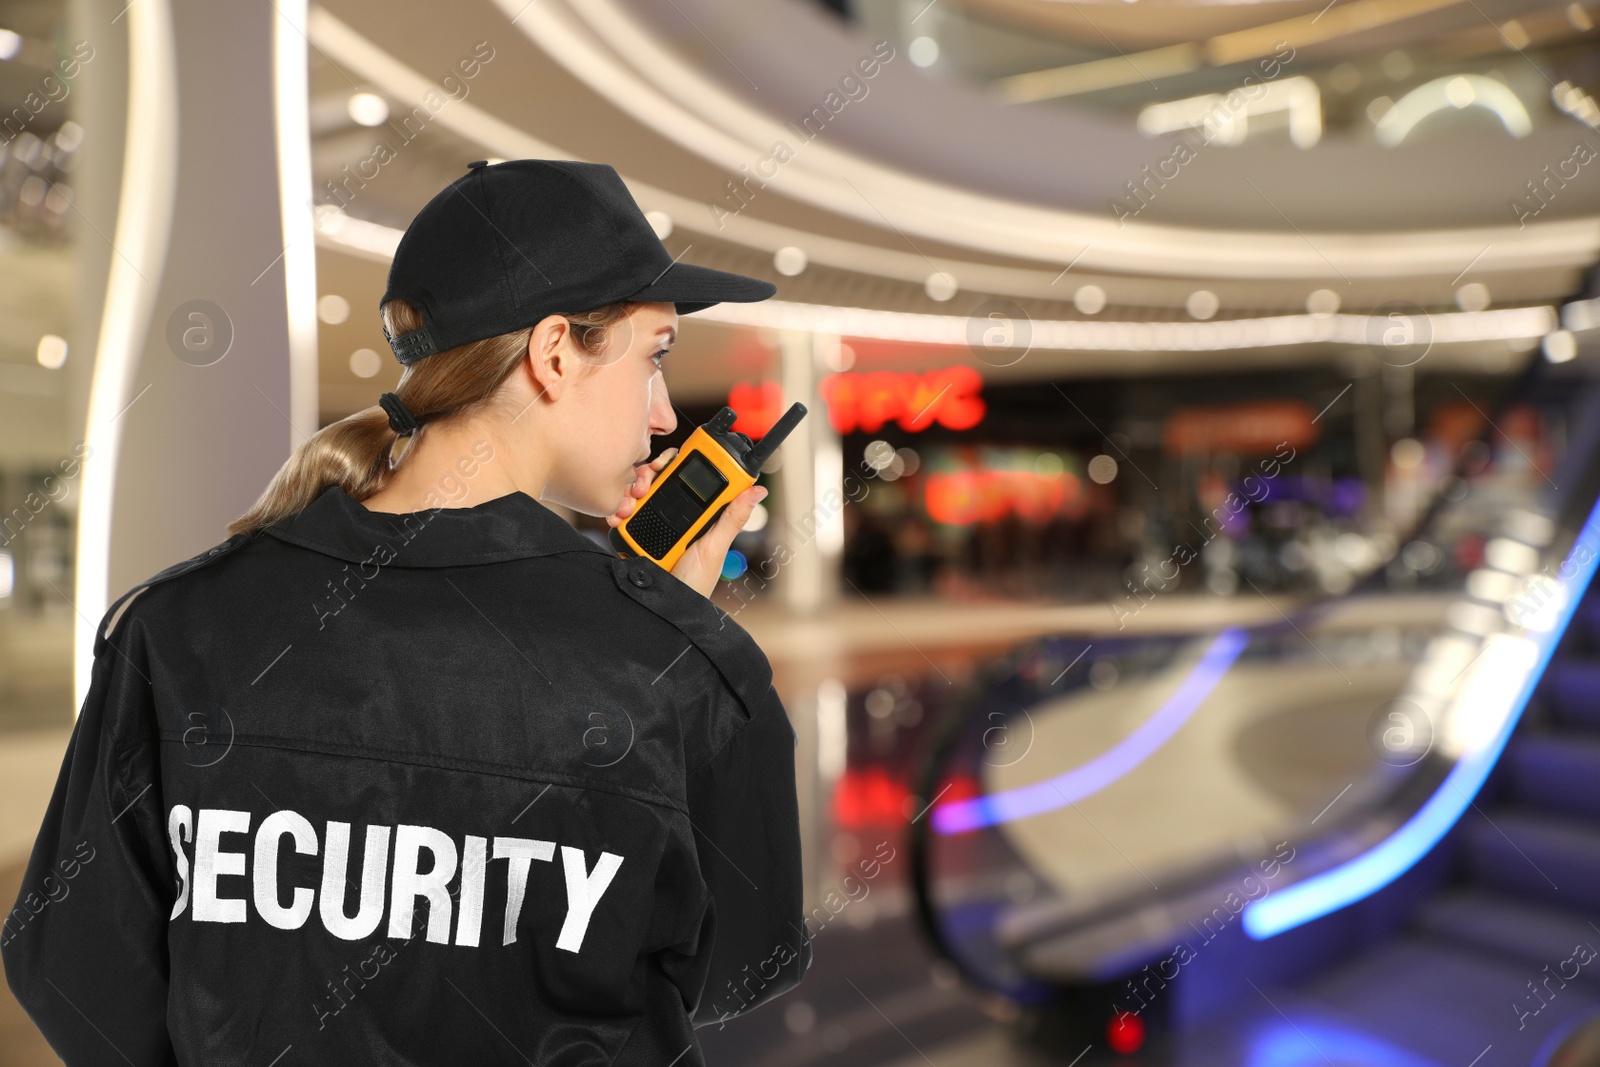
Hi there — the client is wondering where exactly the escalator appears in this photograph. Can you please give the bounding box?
[1167,589,1600,1064]
[909,299,1600,1065]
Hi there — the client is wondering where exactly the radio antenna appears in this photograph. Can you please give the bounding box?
[742,402,808,475]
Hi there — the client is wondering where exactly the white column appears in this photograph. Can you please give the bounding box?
[776,329,841,616]
[71,0,315,708]
[774,329,845,916]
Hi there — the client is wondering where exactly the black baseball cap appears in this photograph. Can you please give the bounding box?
[378,158,777,364]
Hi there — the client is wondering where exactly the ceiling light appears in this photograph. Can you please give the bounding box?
[1499,20,1531,49]
[346,92,388,127]
[1074,285,1107,315]
[908,37,939,68]
[774,245,807,276]
[1391,437,1425,468]
[1543,330,1577,363]
[691,298,1556,353]
[1374,75,1532,145]
[317,294,351,324]
[644,210,672,239]
[824,341,855,371]
[312,205,401,258]
[1186,290,1219,320]
[1138,76,1321,147]
[350,348,382,378]
[1306,289,1340,316]
[925,271,957,301]
[54,121,83,153]
[1455,283,1490,312]
[1552,80,1600,127]
[36,334,67,369]
[0,29,20,61]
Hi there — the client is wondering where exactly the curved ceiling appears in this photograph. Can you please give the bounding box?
[307,0,1598,337]
[613,0,1600,233]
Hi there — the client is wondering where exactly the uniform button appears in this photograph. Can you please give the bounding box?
[629,566,652,588]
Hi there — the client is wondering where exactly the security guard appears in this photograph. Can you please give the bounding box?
[3,159,810,1065]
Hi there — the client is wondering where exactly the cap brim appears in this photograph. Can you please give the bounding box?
[626,262,776,315]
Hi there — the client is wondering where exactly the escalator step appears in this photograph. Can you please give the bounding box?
[1413,890,1600,981]
[1508,735,1600,820]
[1464,810,1600,911]
[1540,661,1600,731]
[1297,935,1600,1065]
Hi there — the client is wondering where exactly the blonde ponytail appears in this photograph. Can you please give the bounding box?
[227,296,644,536]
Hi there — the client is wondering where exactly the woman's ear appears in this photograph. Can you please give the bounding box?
[524,315,573,401]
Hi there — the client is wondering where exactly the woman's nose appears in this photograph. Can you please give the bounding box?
[650,373,677,437]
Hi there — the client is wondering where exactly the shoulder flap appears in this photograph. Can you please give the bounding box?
[607,556,774,721]
[94,530,260,658]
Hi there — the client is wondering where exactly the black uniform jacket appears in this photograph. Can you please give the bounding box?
[2,485,810,1065]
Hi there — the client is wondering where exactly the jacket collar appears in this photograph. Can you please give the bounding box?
[263,485,615,567]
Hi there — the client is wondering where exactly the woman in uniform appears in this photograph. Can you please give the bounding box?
[4,159,810,1065]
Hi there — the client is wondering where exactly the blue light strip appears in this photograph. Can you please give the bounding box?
[1243,498,1600,939]
[1248,1019,1446,1067]
[932,627,1250,835]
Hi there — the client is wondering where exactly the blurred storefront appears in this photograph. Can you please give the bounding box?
[678,344,1550,614]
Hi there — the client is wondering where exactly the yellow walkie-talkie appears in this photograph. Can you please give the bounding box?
[609,402,807,569]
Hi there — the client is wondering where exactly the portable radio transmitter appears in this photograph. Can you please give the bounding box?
[609,402,808,570]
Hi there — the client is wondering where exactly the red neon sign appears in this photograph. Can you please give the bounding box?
[727,381,785,438]
[727,366,985,438]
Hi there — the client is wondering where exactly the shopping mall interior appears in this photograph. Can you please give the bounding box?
[3,0,1600,1062]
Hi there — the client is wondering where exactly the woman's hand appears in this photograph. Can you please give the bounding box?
[670,483,768,599]
[605,447,769,600]
[606,447,678,530]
